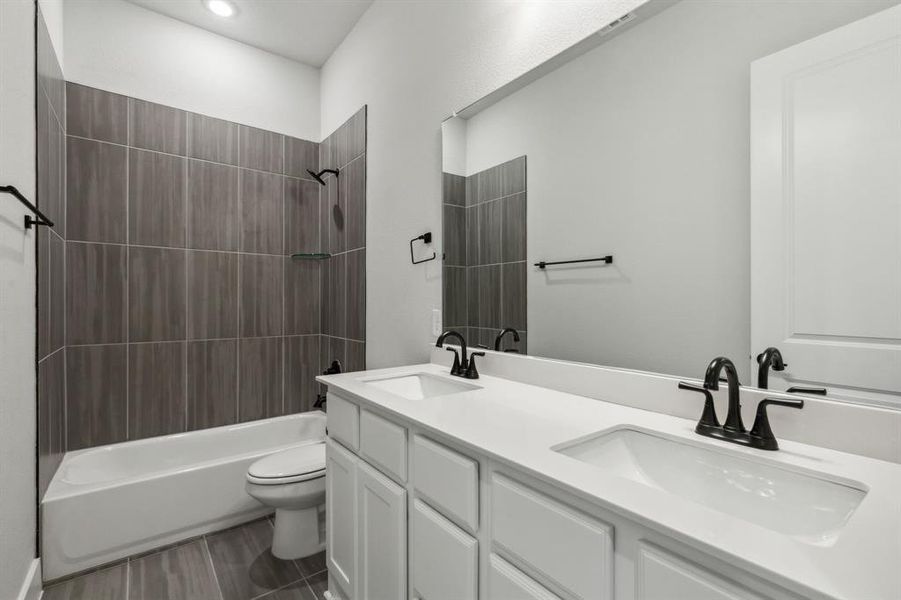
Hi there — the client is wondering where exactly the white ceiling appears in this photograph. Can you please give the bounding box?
[124,0,373,67]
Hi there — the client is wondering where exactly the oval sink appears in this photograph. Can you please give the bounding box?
[554,427,867,546]
[362,373,480,400]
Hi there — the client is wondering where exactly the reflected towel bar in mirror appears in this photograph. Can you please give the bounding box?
[535,255,613,269]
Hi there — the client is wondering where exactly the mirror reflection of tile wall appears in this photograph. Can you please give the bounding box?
[443,156,527,352]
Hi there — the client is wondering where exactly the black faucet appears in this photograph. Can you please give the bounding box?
[494,328,521,352]
[436,330,480,379]
[680,355,804,450]
[756,347,786,389]
[703,356,745,434]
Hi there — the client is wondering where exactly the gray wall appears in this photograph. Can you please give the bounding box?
[58,83,366,451]
[462,0,899,381]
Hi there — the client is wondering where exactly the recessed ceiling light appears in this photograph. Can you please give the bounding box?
[204,0,236,18]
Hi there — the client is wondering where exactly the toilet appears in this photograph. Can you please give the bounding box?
[245,442,326,560]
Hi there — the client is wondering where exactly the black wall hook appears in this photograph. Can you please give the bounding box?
[410,231,436,264]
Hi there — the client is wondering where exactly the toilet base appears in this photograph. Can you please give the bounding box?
[271,506,324,560]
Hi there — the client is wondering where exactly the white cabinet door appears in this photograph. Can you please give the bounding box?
[357,461,406,600]
[327,438,358,599]
[488,554,562,600]
[751,4,901,405]
[410,499,478,600]
[636,543,767,600]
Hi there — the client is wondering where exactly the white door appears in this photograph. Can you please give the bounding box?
[327,438,358,599]
[750,4,901,406]
[357,462,406,600]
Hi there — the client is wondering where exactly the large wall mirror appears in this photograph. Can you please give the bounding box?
[441,0,901,407]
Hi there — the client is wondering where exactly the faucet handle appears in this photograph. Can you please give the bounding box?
[465,352,485,379]
[750,398,804,451]
[786,386,826,395]
[678,381,721,432]
[446,347,462,376]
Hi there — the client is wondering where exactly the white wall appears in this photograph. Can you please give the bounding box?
[460,0,898,380]
[65,0,320,140]
[321,0,648,369]
[0,0,37,596]
[38,0,64,70]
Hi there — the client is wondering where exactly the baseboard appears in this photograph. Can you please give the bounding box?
[16,559,41,600]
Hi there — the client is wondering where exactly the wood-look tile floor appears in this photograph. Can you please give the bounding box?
[42,517,328,600]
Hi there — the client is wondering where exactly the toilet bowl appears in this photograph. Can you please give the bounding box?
[245,442,326,560]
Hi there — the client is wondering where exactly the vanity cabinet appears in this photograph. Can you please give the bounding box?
[325,391,795,600]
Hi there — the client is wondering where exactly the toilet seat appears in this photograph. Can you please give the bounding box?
[247,443,326,485]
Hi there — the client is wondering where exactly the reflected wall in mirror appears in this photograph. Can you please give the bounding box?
[441,0,901,407]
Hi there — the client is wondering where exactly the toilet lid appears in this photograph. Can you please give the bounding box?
[248,443,325,481]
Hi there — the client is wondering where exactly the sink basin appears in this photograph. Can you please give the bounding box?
[362,373,480,400]
[554,428,866,545]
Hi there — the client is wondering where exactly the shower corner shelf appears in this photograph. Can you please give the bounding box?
[291,252,332,261]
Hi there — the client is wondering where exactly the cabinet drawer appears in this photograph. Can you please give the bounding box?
[412,435,478,532]
[489,554,562,600]
[360,409,407,482]
[636,542,767,600]
[327,393,359,450]
[491,473,613,600]
[410,500,478,600]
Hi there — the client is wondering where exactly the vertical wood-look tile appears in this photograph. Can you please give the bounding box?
[129,246,186,342]
[442,172,466,207]
[66,345,127,449]
[187,160,239,251]
[322,336,346,375]
[129,98,187,155]
[186,251,238,340]
[238,337,283,422]
[346,249,365,341]
[49,233,65,352]
[285,137,319,179]
[285,259,320,335]
[501,262,527,331]
[502,192,527,263]
[336,107,366,168]
[346,341,365,373]
[324,252,346,338]
[129,149,186,247]
[240,254,284,338]
[323,174,343,254]
[465,205,478,267]
[188,113,238,165]
[318,131,337,172]
[466,267,479,329]
[342,154,365,252]
[128,341,187,440]
[66,82,127,144]
[476,265,501,328]
[38,229,51,359]
[42,563,128,600]
[38,349,64,497]
[443,204,465,267]
[187,340,237,430]
[207,519,303,600]
[241,170,284,255]
[477,200,503,266]
[239,125,284,174]
[67,242,127,345]
[443,266,467,329]
[284,336,320,414]
[284,177,320,254]
[128,540,220,600]
[66,136,127,243]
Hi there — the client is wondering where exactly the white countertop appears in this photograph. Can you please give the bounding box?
[320,362,901,600]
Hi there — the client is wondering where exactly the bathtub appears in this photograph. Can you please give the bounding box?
[42,412,326,581]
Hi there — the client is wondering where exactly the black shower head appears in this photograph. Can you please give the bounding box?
[307,168,339,186]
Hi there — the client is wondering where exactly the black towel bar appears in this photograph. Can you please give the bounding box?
[0,185,54,230]
[535,255,612,269]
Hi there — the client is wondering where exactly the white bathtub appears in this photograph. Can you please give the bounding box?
[42,412,326,580]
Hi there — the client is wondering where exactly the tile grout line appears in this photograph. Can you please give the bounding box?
[125,108,131,442]
[202,536,227,600]
[184,112,190,433]
[236,124,243,424]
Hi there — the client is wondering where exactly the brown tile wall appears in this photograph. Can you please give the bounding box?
[442,156,527,353]
[57,82,367,451]
[37,7,67,498]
